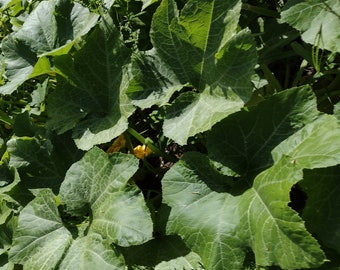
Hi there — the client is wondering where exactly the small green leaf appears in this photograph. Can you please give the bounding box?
[29,79,49,115]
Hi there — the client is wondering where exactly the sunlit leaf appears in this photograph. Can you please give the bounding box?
[127,0,257,144]
[59,147,153,246]
[163,88,340,269]
[0,0,98,94]
[280,0,340,53]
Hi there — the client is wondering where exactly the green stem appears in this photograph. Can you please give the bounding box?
[123,130,135,155]
[292,59,308,87]
[260,64,283,92]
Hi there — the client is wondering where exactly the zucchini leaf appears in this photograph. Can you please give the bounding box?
[9,148,153,268]
[0,0,98,95]
[162,87,340,269]
[280,0,340,53]
[47,15,134,150]
[127,0,257,144]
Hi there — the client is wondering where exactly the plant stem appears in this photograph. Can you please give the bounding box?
[260,64,283,92]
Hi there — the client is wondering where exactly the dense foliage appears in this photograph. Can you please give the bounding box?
[0,0,340,269]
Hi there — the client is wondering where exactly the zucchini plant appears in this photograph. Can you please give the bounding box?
[0,0,339,269]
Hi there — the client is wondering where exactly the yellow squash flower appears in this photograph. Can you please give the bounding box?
[133,145,152,159]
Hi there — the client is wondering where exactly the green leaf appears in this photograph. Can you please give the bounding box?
[9,189,126,269]
[29,56,53,78]
[271,115,340,170]
[0,200,13,225]
[126,50,183,109]
[207,86,320,179]
[141,0,158,11]
[0,198,17,260]
[0,0,98,95]
[59,234,125,270]
[7,132,83,192]
[280,0,340,53]
[8,137,64,190]
[0,35,37,95]
[47,16,134,150]
[12,111,40,137]
[0,164,33,207]
[151,0,244,88]
[127,0,257,144]
[162,88,340,269]
[14,0,98,56]
[59,147,153,246]
[163,86,250,145]
[9,149,153,268]
[0,259,15,270]
[301,166,340,254]
[9,189,73,269]
[162,154,327,269]
[29,78,48,116]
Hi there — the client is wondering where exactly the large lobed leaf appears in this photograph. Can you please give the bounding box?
[47,15,134,150]
[9,148,153,268]
[162,87,340,269]
[9,189,74,269]
[0,0,98,95]
[9,189,125,269]
[59,148,153,247]
[280,0,340,53]
[126,0,257,145]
